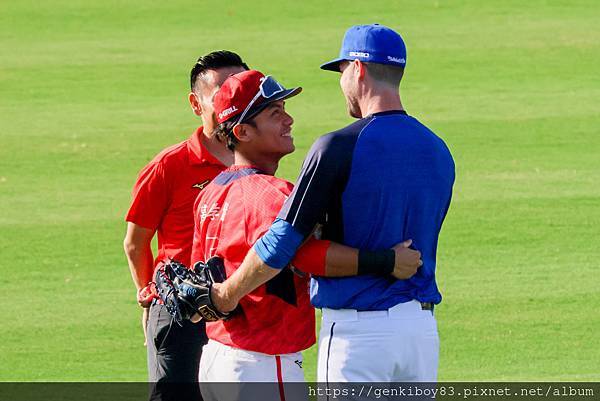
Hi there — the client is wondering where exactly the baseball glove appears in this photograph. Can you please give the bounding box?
[154,257,233,323]
[154,260,188,323]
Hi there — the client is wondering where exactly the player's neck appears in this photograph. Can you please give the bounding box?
[360,89,404,117]
[233,152,278,176]
[200,126,234,167]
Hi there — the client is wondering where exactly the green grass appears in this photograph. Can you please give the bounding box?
[1,0,598,381]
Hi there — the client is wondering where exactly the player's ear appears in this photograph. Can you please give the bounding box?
[232,124,251,143]
[189,92,203,116]
[355,60,366,80]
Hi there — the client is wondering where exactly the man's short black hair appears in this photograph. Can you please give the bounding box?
[190,50,249,91]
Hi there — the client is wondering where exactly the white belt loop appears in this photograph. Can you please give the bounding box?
[321,308,359,322]
[387,300,424,319]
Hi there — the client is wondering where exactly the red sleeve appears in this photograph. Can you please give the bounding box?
[290,238,330,276]
[125,161,169,230]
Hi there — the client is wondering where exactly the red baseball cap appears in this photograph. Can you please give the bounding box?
[214,70,302,125]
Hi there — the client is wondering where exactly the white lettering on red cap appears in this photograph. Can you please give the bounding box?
[218,105,238,120]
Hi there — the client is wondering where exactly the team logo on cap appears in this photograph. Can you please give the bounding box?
[387,56,406,64]
[218,105,238,120]
[349,51,370,58]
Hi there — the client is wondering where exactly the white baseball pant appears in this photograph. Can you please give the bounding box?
[317,300,439,382]
[199,339,308,401]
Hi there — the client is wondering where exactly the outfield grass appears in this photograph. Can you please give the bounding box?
[1,0,598,381]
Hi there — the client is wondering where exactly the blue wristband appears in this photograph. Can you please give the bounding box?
[253,219,304,269]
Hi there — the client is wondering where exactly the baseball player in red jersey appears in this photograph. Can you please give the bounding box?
[190,70,422,401]
[123,51,248,400]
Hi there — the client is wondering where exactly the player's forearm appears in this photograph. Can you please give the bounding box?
[123,234,155,291]
[124,240,154,290]
[124,223,156,290]
[292,239,359,276]
[215,248,280,312]
[323,243,359,276]
[293,239,394,277]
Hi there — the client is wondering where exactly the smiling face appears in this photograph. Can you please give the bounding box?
[243,100,295,160]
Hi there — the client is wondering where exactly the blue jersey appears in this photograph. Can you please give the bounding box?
[255,110,455,310]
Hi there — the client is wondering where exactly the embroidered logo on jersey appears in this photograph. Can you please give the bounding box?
[192,180,211,190]
[294,360,303,369]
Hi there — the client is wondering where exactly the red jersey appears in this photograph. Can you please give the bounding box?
[191,166,329,355]
[126,127,226,268]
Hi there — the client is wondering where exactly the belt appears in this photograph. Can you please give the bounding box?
[322,300,435,322]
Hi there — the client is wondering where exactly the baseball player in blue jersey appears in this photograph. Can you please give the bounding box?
[210,24,455,382]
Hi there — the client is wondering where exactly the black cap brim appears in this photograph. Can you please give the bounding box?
[320,57,346,72]
[241,87,302,123]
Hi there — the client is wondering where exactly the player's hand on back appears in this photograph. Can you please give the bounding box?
[391,239,422,280]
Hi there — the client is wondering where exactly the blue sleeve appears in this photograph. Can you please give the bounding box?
[253,218,304,269]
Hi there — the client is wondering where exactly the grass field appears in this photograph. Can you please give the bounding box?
[1,0,599,382]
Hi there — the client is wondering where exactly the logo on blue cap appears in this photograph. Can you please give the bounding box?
[320,24,407,72]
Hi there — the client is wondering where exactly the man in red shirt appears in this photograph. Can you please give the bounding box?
[191,70,422,400]
[123,51,248,400]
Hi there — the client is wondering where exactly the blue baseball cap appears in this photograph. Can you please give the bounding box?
[320,24,407,72]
